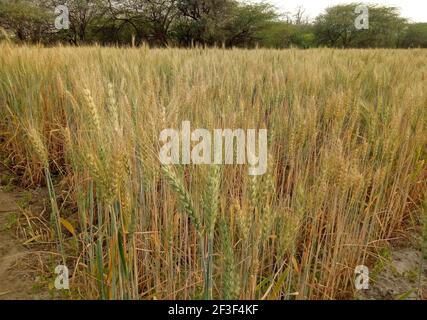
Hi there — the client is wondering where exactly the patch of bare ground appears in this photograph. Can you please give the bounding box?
[0,164,57,300]
[359,235,426,300]
[0,189,42,299]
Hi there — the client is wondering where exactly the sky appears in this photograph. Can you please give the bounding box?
[265,0,427,22]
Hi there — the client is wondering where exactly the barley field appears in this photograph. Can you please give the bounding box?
[0,43,426,300]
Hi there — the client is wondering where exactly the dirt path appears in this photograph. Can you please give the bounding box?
[0,187,47,299]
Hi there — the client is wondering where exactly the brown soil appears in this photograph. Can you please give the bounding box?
[0,173,49,299]
[359,243,427,300]
[0,190,31,298]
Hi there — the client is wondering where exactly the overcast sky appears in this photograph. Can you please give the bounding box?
[265,0,427,22]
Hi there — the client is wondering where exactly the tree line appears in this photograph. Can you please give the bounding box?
[0,0,426,48]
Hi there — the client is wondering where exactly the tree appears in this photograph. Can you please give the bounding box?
[400,23,427,48]
[222,2,277,47]
[315,3,407,48]
[174,0,234,46]
[174,1,278,47]
[0,0,423,49]
[257,21,294,48]
[46,0,105,44]
[0,0,53,42]
[293,5,309,25]
[103,0,178,46]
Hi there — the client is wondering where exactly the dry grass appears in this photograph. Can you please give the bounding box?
[0,43,426,299]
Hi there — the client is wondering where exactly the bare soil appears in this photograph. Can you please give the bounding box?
[0,165,50,300]
[360,242,427,300]
[0,190,36,299]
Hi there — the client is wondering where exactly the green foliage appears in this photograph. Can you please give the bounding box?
[222,2,278,47]
[0,1,425,47]
[0,212,18,231]
[0,0,53,42]
[315,3,407,48]
[173,1,277,47]
[401,23,427,48]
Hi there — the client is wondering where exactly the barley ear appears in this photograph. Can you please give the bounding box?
[83,88,101,133]
[161,165,201,232]
[27,128,49,167]
[203,165,221,234]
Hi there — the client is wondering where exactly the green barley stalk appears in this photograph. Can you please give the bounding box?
[202,165,221,300]
[220,217,240,300]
